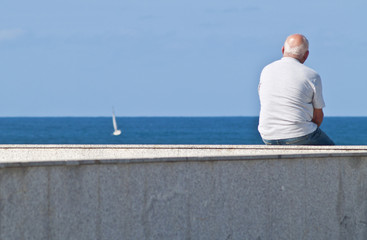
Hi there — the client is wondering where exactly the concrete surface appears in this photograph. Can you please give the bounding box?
[0,145,367,239]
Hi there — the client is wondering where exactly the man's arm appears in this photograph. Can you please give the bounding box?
[312,108,324,127]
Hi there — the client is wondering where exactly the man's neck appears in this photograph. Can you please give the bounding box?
[283,54,301,61]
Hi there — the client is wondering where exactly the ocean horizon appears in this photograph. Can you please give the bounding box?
[0,116,365,145]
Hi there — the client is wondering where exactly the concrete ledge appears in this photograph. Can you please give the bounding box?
[1,145,367,239]
[1,144,367,168]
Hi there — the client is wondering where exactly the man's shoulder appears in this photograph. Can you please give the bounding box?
[301,64,321,78]
[281,57,320,77]
[302,64,318,72]
[262,59,283,72]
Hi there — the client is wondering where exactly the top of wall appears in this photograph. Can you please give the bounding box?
[1,145,367,168]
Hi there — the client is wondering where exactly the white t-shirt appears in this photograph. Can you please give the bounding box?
[258,57,325,140]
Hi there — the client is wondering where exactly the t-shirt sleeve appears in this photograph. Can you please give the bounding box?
[312,74,325,109]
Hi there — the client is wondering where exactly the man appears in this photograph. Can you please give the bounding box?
[258,34,334,145]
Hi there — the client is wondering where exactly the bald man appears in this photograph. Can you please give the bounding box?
[258,34,334,145]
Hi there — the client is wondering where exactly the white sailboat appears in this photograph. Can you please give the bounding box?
[112,110,122,136]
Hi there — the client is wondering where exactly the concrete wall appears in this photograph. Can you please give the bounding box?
[1,145,367,240]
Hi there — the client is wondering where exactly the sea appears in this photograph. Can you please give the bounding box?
[0,117,366,145]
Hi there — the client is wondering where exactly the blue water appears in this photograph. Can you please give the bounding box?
[0,117,365,145]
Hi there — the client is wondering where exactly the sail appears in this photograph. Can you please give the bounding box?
[112,111,118,131]
[112,110,122,136]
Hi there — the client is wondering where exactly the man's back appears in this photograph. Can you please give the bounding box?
[258,57,325,140]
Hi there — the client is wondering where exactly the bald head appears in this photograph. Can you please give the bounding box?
[282,34,309,63]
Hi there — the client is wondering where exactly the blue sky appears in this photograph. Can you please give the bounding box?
[1,0,366,116]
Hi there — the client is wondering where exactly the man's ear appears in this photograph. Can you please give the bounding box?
[303,50,309,61]
[282,46,285,55]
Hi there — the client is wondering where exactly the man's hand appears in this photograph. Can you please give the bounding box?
[312,108,324,127]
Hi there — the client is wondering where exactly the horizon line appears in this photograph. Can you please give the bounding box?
[0,115,366,118]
